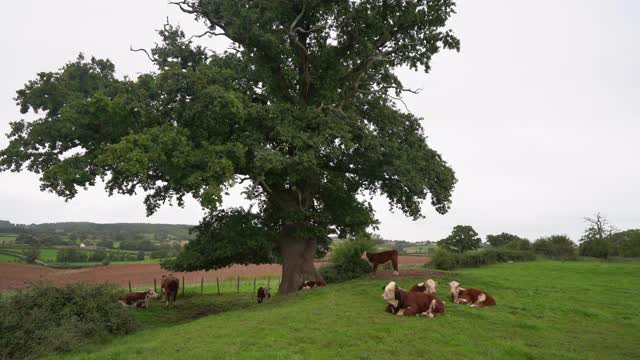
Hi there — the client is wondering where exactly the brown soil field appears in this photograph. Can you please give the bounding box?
[0,256,428,291]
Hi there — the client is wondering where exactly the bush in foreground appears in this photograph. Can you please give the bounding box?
[0,283,138,359]
[320,235,377,283]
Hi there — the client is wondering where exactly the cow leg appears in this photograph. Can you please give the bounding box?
[372,263,379,275]
[471,293,486,307]
[402,307,419,316]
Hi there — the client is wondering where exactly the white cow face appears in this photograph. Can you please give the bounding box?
[448,281,461,302]
[146,290,160,299]
[426,279,438,295]
[381,281,399,307]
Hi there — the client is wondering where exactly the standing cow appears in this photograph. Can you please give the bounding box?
[161,274,180,307]
[257,287,271,303]
[362,250,399,275]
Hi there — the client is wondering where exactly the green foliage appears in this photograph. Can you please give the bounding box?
[0,1,459,282]
[503,238,532,251]
[24,246,40,263]
[0,283,137,359]
[428,247,535,270]
[610,229,640,257]
[486,232,525,248]
[136,251,145,261]
[56,248,88,263]
[532,235,576,260]
[438,225,481,253]
[320,234,378,283]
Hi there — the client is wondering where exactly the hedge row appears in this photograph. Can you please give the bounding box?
[428,247,536,270]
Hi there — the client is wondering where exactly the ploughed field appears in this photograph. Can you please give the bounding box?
[48,261,640,360]
[0,256,428,291]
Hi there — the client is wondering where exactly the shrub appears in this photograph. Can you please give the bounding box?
[56,248,88,263]
[0,283,138,359]
[24,246,40,264]
[136,251,145,261]
[533,235,576,260]
[504,238,532,251]
[320,235,377,283]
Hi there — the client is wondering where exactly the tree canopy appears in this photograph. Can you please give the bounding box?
[439,225,480,253]
[486,232,525,248]
[0,0,459,293]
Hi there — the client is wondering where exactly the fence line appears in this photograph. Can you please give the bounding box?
[128,275,281,297]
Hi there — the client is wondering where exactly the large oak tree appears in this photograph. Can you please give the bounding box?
[0,0,459,294]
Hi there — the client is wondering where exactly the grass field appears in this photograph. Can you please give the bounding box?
[0,246,162,265]
[45,260,640,360]
[0,234,17,245]
[0,252,20,262]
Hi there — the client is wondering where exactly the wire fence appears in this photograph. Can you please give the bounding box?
[129,275,281,297]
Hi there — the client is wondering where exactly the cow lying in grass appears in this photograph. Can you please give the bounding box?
[299,280,326,290]
[257,287,271,303]
[362,250,399,275]
[118,289,160,308]
[409,279,438,295]
[161,274,180,307]
[448,281,496,307]
[382,281,445,318]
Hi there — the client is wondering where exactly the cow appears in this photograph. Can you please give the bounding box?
[299,280,326,290]
[362,250,399,275]
[118,289,160,308]
[161,274,180,307]
[381,281,445,318]
[409,279,438,295]
[257,287,271,303]
[448,281,496,307]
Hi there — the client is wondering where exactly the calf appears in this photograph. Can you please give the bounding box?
[381,281,445,318]
[118,289,160,308]
[161,274,180,307]
[299,280,326,290]
[257,287,271,303]
[409,279,438,295]
[362,250,399,275]
[448,281,496,307]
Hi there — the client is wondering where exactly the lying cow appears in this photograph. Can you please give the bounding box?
[362,250,399,275]
[161,274,180,307]
[381,281,445,318]
[299,280,326,290]
[409,279,438,295]
[118,289,160,308]
[448,281,496,307]
[257,287,271,303]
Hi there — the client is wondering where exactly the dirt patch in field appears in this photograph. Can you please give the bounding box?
[0,255,429,291]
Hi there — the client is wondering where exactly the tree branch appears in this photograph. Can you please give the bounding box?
[129,46,156,62]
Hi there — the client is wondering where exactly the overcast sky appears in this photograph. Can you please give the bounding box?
[1,1,638,242]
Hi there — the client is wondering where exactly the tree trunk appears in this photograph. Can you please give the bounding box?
[278,237,324,295]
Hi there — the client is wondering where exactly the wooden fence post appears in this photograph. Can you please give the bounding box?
[182,276,185,297]
[128,281,132,293]
[237,276,240,293]
[253,277,256,293]
[216,277,220,295]
[201,277,204,295]
[154,278,157,292]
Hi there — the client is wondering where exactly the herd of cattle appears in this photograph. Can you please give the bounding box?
[115,250,495,318]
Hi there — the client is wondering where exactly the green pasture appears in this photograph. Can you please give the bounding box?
[48,260,640,359]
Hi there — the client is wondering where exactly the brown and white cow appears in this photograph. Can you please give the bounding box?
[448,281,496,307]
[362,250,399,275]
[257,287,271,303]
[299,280,326,290]
[161,274,180,307]
[409,279,438,295]
[118,289,160,308]
[381,281,445,318]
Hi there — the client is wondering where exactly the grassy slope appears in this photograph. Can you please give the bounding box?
[51,261,640,360]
